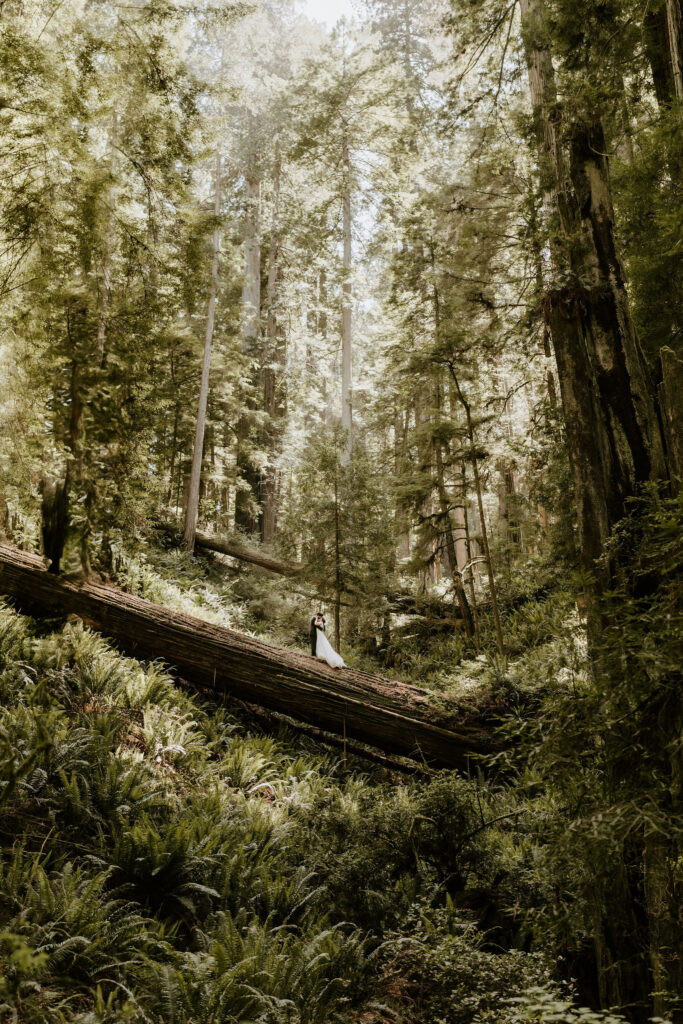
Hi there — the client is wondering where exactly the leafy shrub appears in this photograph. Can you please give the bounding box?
[372,901,559,1023]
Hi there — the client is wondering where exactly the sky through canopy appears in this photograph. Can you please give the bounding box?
[301,0,356,27]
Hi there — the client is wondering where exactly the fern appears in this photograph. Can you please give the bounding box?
[0,585,583,1023]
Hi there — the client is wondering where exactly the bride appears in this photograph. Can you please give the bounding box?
[310,612,346,669]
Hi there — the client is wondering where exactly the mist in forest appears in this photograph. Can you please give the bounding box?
[0,1,681,1022]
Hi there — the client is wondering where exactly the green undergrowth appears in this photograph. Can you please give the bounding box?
[0,600,627,1024]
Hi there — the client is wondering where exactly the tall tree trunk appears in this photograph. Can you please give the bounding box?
[452,479,469,577]
[320,266,331,424]
[520,5,677,1018]
[341,125,353,464]
[235,167,263,535]
[432,384,474,637]
[96,113,118,368]
[519,0,667,579]
[414,388,436,588]
[643,832,683,1023]
[498,460,521,560]
[644,0,683,187]
[644,0,683,109]
[96,240,111,370]
[448,367,504,659]
[63,299,90,574]
[333,469,342,648]
[167,404,179,508]
[431,281,473,633]
[184,153,221,552]
[243,173,261,345]
[447,386,474,577]
[433,440,474,636]
[262,142,284,546]
[659,347,683,488]
[615,74,636,165]
[461,465,481,653]
[394,404,412,559]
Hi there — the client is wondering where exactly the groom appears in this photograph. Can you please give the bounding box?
[310,612,325,656]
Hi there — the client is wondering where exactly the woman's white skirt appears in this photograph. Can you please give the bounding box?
[315,629,345,669]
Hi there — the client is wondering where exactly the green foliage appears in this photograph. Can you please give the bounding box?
[613,108,683,360]
[508,988,629,1023]
[0,850,171,1021]
[375,902,556,1023]
[510,491,683,1018]
[0,0,680,1020]
[0,599,577,1023]
[280,421,397,633]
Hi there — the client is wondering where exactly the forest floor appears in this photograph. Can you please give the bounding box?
[0,539,601,1024]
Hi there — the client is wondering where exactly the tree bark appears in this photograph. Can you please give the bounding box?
[333,468,342,648]
[394,403,412,559]
[461,465,481,653]
[184,153,221,552]
[519,0,667,576]
[66,300,90,575]
[243,172,261,345]
[167,402,179,507]
[431,286,473,634]
[448,366,505,659]
[520,6,679,1017]
[262,142,284,545]
[341,125,353,464]
[643,832,683,1023]
[0,544,500,771]
[235,166,262,534]
[453,479,469,577]
[39,476,69,574]
[96,113,118,368]
[658,347,683,489]
[644,0,683,109]
[432,393,474,638]
[498,459,521,558]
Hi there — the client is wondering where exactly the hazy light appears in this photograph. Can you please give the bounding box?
[302,0,356,27]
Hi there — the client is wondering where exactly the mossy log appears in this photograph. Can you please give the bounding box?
[0,544,498,770]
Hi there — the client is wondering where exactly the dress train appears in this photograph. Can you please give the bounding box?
[315,628,345,669]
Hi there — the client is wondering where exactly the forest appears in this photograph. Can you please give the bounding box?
[0,0,681,1021]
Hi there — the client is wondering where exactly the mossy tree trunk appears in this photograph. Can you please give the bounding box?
[184,153,222,552]
[235,160,263,536]
[262,141,285,546]
[519,3,678,1017]
[520,0,667,582]
[644,0,683,111]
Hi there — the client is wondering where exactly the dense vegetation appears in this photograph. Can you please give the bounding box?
[0,0,681,1021]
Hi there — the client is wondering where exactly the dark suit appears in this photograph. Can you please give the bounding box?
[310,617,325,656]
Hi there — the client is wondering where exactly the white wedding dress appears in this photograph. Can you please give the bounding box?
[315,628,346,669]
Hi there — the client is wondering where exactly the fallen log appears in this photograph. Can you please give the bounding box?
[195,532,305,575]
[0,544,499,771]
[193,531,456,618]
[395,616,465,638]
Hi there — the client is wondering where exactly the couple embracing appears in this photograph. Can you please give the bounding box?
[309,612,346,669]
